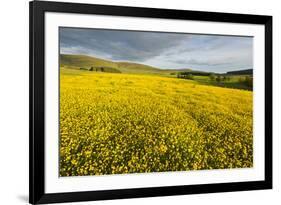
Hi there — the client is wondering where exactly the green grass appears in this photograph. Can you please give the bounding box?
[116,62,161,74]
[192,75,252,90]
[61,54,162,74]
[61,54,118,69]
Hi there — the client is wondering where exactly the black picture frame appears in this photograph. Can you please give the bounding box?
[29,0,272,204]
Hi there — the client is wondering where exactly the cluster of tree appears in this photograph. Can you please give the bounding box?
[209,74,230,82]
[87,66,105,72]
[177,72,231,82]
[80,66,121,73]
[239,76,253,88]
[177,71,211,77]
[177,73,194,80]
[79,67,88,71]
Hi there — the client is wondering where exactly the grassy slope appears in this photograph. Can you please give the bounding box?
[60,54,163,74]
[60,54,118,68]
[61,54,194,75]
[60,69,253,176]
[193,75,252,90]
[116,62,161,74]
[60,54,252,90]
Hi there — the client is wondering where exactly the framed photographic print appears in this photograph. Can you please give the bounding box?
[29,0,272,204]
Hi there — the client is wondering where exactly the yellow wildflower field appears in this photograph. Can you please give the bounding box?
[59,69,253,176]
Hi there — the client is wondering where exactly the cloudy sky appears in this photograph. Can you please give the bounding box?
[60,27,253,73]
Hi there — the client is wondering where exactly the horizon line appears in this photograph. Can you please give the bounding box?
[60,52,252,74]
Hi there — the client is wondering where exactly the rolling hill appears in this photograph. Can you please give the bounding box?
[226,69,253,75]
[116,62,161,74]
[60,54,163,74]
[60,54,251,77]
[60,54,118,68]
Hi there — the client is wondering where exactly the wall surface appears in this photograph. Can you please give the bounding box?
[0,0,279,204]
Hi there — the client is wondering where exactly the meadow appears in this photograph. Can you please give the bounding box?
[189,75,253,90]
[59,68,253,176]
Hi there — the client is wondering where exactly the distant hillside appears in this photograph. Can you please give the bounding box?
[61,54,251,76]
[61,54,118,68]
[116,62,161,74]
[161,68,192,74]
[227,69,253,75]
[60,54,162,74]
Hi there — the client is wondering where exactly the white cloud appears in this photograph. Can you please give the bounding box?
[60,27,253,73]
